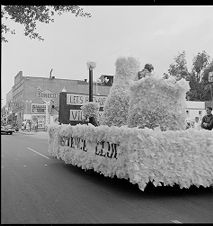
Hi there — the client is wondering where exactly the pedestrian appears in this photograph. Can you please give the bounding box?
[29,120,32,131]
[22,120,26,130]
[138,63,154,80]
[193,116,201,130]
[201,107,213,130]
[26,121,30,132]
[35,121,38,132]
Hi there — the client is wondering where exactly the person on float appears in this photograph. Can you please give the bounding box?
[201,106,213,130]
[137,63,154,80]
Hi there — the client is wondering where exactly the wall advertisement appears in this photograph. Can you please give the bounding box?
[31,103,46,114]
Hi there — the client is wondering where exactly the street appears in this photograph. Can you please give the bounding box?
[1,132,213,224]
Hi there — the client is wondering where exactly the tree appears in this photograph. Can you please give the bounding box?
[201,60,213,101]
[191,50,210,83]
[201,59,213,83]
[186,51,211,101]
[168,51,189,81]
[1,5,91,42]
[186,74,204,101]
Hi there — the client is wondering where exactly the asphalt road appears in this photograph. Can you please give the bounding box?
[1,132,213,224]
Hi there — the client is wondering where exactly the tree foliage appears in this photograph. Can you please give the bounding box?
[186,52,212,101]
[166,50,212,101]
[191,50,210,83]
[168,51,189,81]
[1,5,91,42]
[202,60,213,83]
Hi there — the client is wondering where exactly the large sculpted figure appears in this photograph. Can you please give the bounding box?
[100,57,140,127]
[127,76,190,131]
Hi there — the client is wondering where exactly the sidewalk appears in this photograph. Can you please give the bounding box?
[18,130,36,135]
[18,130,49,139]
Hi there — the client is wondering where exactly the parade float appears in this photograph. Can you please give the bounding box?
[48,57,213,191]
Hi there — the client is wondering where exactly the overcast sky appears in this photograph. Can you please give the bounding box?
[1,5,213,105]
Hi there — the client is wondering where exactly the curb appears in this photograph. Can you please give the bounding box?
[18,131,36,135]
[18,131,48,136]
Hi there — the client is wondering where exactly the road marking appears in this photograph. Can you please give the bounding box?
[26,147,50,160]
[171,220,182,224]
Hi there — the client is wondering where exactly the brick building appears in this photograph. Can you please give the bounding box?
[8,71,111,129]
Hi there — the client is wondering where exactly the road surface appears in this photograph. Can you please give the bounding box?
[1,132,213,224]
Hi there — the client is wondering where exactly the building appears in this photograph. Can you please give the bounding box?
[185,100,213,122]
[6,71,212,129]
[185,101,206,122]
[8,71,112,129]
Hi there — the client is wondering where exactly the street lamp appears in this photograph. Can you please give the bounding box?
[87,61,96,102]
[87,61,97,125]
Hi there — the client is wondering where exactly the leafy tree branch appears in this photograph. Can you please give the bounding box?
[1,5,91,42]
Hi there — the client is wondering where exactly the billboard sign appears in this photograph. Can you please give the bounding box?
[59,92,107,125]
[31,103,46,114]
[37,88,58,102]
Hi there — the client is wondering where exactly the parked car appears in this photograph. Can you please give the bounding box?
[1,125,15,135]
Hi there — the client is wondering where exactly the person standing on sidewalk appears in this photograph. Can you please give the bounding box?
[26,121,30,132]
[28,120,31,131]
[201,107,213,130]
[35,121,38,132]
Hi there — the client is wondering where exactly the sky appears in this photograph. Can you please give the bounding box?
[1,5,213,106]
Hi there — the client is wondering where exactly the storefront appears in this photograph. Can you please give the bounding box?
[31,103,47,129]
[31,114,46,129]
[9,71,112,129]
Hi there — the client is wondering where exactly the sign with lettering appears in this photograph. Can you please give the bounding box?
[69,110,103,121]
[31,104,46,114]
[69,110,83,121]
[66,94,106,107]
[37,88,58,102]
[59,92,107,125]
[61,136,118,159]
